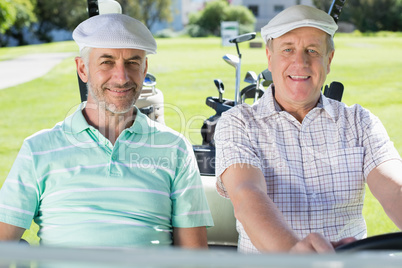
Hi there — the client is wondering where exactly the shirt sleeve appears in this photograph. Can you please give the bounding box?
[170,137,214,228]
[214,108,262,198]
[360,108,402,179]
[0,140,39,229]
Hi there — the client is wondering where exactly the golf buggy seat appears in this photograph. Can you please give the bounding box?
[202,175,238,248]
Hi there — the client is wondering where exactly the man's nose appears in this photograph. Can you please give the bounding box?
[293,51,309,67]
[113,63,130,83]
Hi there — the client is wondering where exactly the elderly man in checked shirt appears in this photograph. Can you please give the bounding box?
[215,5,402,254]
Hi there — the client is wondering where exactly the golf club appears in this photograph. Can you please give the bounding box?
[228,32,256,105]
[244,71,258,84]
[214,79,225,103]
[223,54,239,69]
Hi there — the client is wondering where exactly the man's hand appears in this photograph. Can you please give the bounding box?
[331,237,358,249]
[289,233,334,253]
[289,234,357,253]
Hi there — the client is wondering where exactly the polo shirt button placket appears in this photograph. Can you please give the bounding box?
[109,154,122,177]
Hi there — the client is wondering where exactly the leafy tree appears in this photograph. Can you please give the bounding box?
[393,0,402,31]
[33,0,172,43]
[313,0,402,32]
[187,0,255,37]
[348,0,402,32]
[0,0,17,34]
[192,0,227,36]
[0,0,36,46]
[225,4,256,34]
[34,0,87,42]
[118,0,172,30]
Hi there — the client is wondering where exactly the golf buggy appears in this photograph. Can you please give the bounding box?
[1,1,402,267]
[76,0,402,253]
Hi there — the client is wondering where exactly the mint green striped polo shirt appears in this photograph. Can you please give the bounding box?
[0,103,213,247]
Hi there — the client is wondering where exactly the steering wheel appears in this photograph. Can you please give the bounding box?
[336,232,402,252]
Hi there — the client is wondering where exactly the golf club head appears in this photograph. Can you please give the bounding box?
[229,32,256,44]
[214,79,225,94]
[223,54,239,69]
[244,71,258,84]
[143,73,156,87]
[261,68,273,86]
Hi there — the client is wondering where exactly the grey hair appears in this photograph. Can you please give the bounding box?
[80,47,92,70]
[266,34,335,55]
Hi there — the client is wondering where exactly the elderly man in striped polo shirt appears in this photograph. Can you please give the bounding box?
[215,5,402,254]
[0,14,213,248]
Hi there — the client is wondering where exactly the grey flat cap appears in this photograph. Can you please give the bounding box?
[73,13,157,54]
[261,5,338,43]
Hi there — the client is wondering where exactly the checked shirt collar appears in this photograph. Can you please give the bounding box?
[255,84,337,122]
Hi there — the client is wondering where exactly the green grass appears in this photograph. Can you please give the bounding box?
[0,34,401,244]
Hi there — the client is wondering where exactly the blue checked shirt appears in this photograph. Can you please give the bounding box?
[215,85,401,254]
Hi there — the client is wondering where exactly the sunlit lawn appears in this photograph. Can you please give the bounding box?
[0,33,401,244]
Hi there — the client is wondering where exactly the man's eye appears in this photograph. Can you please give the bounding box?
[284,48,292,52]
[101,61,112,65]
[308,49,317,54]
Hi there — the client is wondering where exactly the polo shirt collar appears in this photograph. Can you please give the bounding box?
[62,102,90,135]
[63,102,156,135]
[127,107,157,134]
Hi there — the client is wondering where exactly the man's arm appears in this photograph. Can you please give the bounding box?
[221,163,335,253]
[172,226,208,249]
[367,159,402,229]
[0,222,25,241]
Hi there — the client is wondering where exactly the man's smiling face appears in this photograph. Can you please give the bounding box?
[267,27,334,111]
[85,48,148,115]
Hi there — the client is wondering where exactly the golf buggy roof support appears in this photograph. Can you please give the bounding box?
[328,0,348,23]
[87,0,100,17]
[77,0,100,103]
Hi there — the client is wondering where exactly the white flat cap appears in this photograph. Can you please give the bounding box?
[261,5,338,43]
[73,13,157,54]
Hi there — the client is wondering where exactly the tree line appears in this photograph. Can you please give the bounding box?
[186,0,255,37]
[1,0,402,47]
[0,0,172,46]
[314,0,402,32]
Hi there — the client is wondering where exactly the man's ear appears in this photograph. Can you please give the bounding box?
[75,57,88,83]
[326,50,335,74]
[266,46,272,72]
[144,57,148,76]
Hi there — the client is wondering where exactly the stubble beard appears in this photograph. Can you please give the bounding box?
[86,77,140,115]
